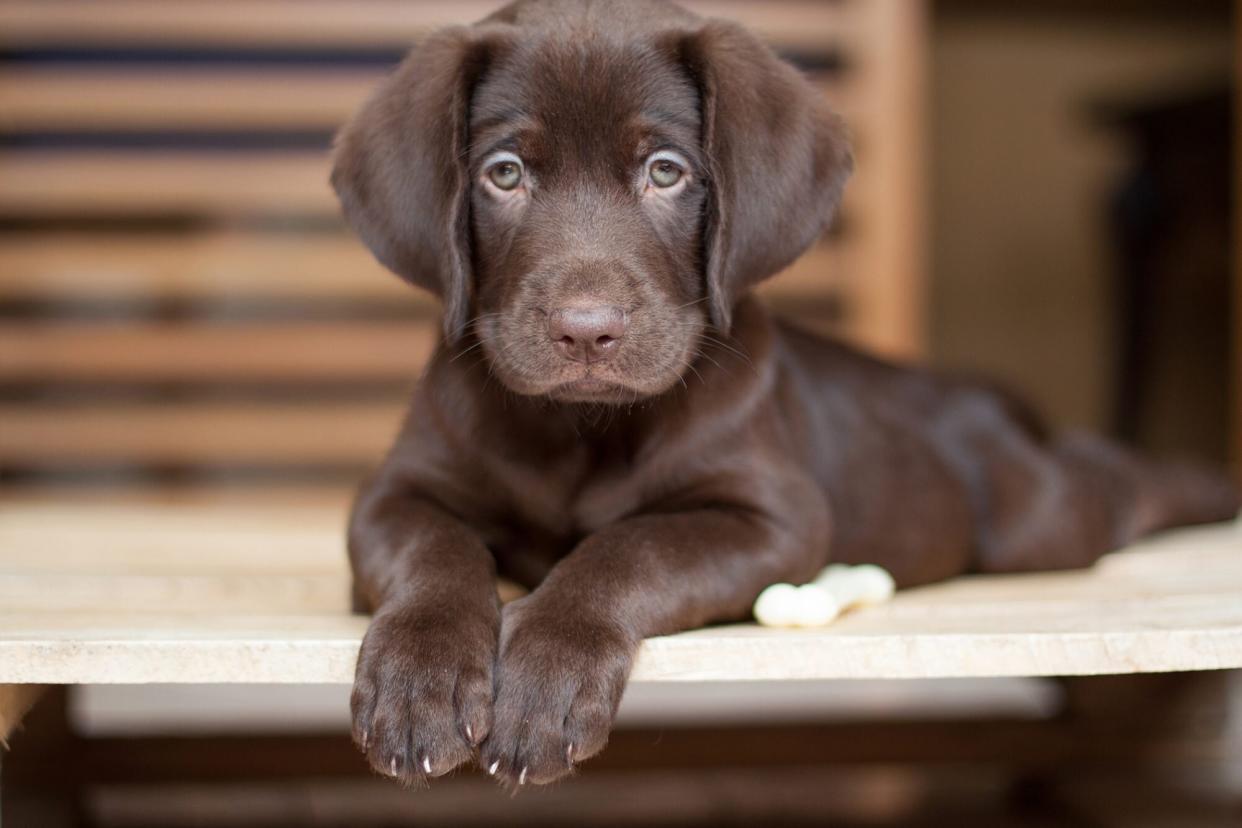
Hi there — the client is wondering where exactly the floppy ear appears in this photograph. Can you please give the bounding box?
[682,21,853,332]
[331,28,497,342]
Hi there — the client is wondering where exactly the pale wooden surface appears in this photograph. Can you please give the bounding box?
[0,501,1238,685]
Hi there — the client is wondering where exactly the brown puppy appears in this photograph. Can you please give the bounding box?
[332,0,1240,788]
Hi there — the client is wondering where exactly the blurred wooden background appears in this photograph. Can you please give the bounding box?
[0,0,925,504]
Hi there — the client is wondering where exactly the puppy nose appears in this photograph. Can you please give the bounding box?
[547,305,626,363]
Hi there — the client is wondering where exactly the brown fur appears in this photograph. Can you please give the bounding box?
[332,0,1240,788]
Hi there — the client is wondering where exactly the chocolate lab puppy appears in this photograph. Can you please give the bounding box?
[332,0,1240,787]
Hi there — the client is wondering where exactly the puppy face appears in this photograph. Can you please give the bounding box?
[468,41,708,403]
[331,0,852,406]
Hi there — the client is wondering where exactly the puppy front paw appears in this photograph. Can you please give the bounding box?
[351,601,498,786]
[482,598,634,786]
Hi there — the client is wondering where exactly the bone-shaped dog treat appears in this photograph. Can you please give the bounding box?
[814,563,896,608]
[753,583,839,627]
[753,563,896,628]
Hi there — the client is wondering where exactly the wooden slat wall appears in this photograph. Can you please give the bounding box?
[0,0,925,489]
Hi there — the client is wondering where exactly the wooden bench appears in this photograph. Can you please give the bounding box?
[0,499,1238,827]
[2,498,1239,741]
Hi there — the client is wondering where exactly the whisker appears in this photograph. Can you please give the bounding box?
[670,296,709,312]
[449,339,488,363]
[700,335,754,368]
[696,350,728,375]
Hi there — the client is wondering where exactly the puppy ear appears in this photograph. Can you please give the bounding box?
[682,21,853,332]
[331,28,496,342]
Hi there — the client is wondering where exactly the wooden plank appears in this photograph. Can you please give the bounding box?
[5,523,1242,613]
[0,592,1235,684]
[0,231,415,303]
[0,1,860,54]
[0,320,436,383]
[0,501,350,574]
[0,504,1237,684]
[0,68,385,131]
[0,574,349,615]
[0,152,335,216]
[70,679,1059,735]
[0,69,858,133]
[0,400,405,466]
[838,0,927,358]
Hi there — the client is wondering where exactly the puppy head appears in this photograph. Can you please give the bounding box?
[332,0,851,404]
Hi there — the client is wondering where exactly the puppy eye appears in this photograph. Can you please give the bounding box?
[649,159,684,188]
[488,160,523,191]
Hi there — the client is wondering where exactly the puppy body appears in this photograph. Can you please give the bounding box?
[335,0,1240,788]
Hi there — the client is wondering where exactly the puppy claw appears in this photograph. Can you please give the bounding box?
[488,760,499,776]
[465,724,473,742]
[567,742,575,763]
[360,730,369,751]
[422,756,432,774]
[519,766,528,786]
[389,757,398,777]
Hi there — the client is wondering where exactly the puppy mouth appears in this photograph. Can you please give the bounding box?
[547,375,636,403]
[485,340,699,404]
[478,307,704,404]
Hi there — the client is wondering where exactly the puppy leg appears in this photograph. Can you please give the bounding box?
[1054,432,1240,541]
[976,430,1238,574]
[481,503,826,787]
[348,478,501,786]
